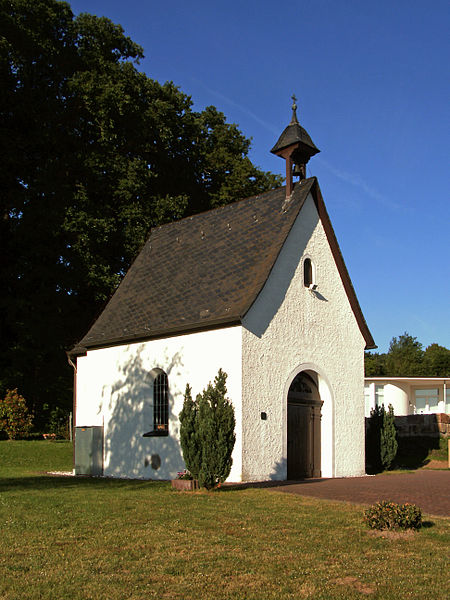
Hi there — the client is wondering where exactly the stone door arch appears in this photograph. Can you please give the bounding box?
[287,370,323,479]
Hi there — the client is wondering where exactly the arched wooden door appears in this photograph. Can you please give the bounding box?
[287,371,322,479]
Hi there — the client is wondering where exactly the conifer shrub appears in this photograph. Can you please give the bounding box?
[381,404,398,470]
[179,384,201,480]
[366,405,383,472]
[0,389,33,440]
[366,403,398,472]
[179,370,235,490]
[364,501,422,530]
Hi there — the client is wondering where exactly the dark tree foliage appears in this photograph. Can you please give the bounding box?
[179,383,201,479]
[196,370,235,489]
[365,333,449,378]
[423,344,450,377]
[366,403,398,473]
[179,371,235,489]
[385,333,424,376]
[365,404,383,473]
[0,0,282,421]
[380,404,397,471]
[364,352,386,377]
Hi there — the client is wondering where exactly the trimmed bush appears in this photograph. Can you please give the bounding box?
[366,403,398,472]
[179,384,201,480]
[381,404,398,470]
[364,501,422,530]
[0,389,33,440]
[179,370,235,490]
[366,405,383,472]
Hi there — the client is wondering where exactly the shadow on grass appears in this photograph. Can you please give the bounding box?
[219,479,330,492]
[0,475,171,493]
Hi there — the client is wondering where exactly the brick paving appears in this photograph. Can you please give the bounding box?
[259,470,450,517]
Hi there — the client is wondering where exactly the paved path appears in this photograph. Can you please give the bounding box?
[262,470,450,517]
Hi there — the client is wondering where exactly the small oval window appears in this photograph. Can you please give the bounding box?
[304,258,313,287]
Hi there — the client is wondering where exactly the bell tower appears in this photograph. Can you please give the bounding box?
[271,95,320,199]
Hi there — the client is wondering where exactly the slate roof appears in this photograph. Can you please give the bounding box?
[270,121,320,157]
[71,177,375,356]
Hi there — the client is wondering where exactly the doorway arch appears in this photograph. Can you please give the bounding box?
[287,370,323,479]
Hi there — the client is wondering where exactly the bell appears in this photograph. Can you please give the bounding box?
[293,163,306,180]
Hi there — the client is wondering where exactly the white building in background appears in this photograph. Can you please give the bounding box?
[364,377,450,417]
[69,103,375,481]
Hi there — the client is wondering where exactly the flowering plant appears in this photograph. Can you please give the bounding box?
[176,470,193,480]
[364,500,422,530]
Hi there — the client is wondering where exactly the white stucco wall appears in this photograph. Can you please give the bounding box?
[75,326,242,481]
[241,191,366,480]
[364,382,410,416]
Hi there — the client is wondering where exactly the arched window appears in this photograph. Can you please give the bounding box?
[304,257,314,287]
[154,371,169,432]
[143,370,169,437]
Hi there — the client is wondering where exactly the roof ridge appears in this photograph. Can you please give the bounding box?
[151,178,317,233]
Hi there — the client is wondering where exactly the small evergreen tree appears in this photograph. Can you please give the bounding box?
[197,370,235,489]
[381,404,398,470]
[366,403,398,472]
[366,405,383,473]
[179,384,201,479]
[0,389,33,440]
[179,370,236,489]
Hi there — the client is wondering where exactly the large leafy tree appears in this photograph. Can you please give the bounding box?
[384,333,424,377]
[0,0,282,420]
[423,344,450,377]
[365,333,449,377]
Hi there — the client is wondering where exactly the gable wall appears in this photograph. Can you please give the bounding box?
[75,326,243,480]
[241,192,366,480]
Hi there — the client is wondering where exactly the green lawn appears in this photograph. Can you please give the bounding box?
[0,441,449,599]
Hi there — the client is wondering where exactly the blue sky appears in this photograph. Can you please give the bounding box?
[70,0,449,353]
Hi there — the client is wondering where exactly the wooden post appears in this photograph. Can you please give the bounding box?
[285,154,293,198]
[448,438,450,469]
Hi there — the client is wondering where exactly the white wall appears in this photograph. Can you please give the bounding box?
[241,192,366,480]
[364,382,410,416]
[76,326,242,480]
[365,380,448,416]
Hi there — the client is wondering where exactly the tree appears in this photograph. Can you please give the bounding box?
[0,389,33,439]
[365,403,398,473]
[197,370,235,489]
[365,404,383,473]
[0,0,282,420]
[423,344,450,377]
[365,333,449,377]
[380,404,397,470]
[179,384,201,479]
[384,333,424,376]
[180,370,235,489]
[364,352,386,376]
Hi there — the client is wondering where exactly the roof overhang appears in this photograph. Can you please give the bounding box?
[365,377,449,384]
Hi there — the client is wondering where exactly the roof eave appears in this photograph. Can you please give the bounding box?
[310,179,376,350]
[74,316,243,354]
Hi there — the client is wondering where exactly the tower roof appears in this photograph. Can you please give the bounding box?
[271,96,320,161]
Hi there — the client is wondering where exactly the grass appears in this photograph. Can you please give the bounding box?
[0,441,449,599]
